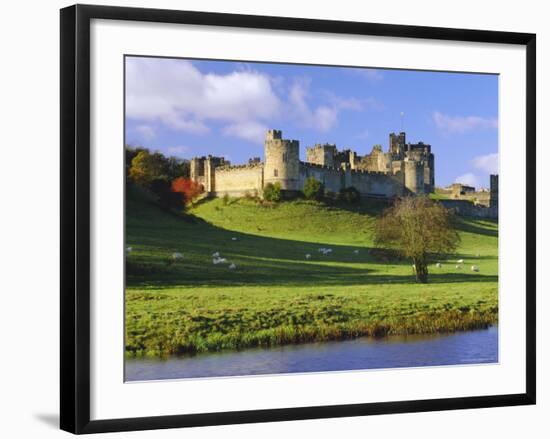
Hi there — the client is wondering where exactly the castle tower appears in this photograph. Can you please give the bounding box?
[404,159,425,194]
[424,153,435,193]
[389,132,406,157]
[204,156,215,193]
[190,157,203,181]
[264,129,300,192]
[306,143,336,167]
[490,174,498,208]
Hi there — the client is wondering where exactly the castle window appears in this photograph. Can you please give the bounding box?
[274,169,278,177]
[283,152,287,163]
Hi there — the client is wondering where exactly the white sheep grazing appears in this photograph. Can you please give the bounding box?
[126,246,133,253]
[436,262,442,268]
[212,251,220,258]
[455,264,462,269]
[457,259,464,264]
[353,249,360,254]
[305,254,311,260]
[471,265,480,272]
[231,237,238,241]
[213,257,227,265]
[228,263,236,270]
[172,252,183,259]
[318,248,326,253]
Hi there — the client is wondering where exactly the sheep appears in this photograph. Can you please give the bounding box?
[212,251,220,258]
[305,254,311,260]
[231,237,238,241]
[455,264,462,269]
[228,263,236,270]
[457,259,464,264]
[435,262,442,268]
[172,252,183,260]
[471,265,480,272]
[353,249,360,254]
[213,257,227,265]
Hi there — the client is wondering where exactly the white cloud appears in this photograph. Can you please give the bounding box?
[126,57,281,139]
[352,68,384,82]
[432,111,498,133]
[135,124,155,140]
[167,145,191,156]
[288,79,364,132]
[454,173,480,188]
[222,121,267,144]
[471,153,498,174]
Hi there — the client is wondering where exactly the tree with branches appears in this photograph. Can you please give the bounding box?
[374,196,460,283]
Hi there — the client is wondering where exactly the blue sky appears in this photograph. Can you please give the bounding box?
[125,56,498,188]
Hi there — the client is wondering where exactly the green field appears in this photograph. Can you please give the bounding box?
[125,186,498,357]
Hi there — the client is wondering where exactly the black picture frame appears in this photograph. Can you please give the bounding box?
[60,4,536,434]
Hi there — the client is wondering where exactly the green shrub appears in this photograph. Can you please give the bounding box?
[303,177,324,200]
[263,182,282,202]
[149,178,185,210]
[338,186,361,204]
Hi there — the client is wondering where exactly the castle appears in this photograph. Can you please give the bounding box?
[190,129,435,199]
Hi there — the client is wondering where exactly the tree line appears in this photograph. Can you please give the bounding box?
[126,146,202,209]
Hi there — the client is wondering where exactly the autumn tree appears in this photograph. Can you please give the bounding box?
[374,196,460,283]
[128,150,169,186]
[171,177,203,204]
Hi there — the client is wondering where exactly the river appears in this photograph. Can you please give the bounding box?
[125,326,498,381]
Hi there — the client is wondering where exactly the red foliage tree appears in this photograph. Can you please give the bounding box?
[171,177,204,204]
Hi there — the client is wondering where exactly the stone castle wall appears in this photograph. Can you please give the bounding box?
[210,165,264,197]
[439,199,498,219]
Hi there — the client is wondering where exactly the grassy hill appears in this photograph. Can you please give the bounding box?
[125,186,498,357]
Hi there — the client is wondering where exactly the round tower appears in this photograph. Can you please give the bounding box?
[263,129,300,191]
[404,159,425,194]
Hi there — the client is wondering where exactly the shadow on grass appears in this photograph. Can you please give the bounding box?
[454,217,498,237]
[127,210,498,288]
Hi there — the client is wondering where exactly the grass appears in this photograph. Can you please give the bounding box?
[125,186,498,357]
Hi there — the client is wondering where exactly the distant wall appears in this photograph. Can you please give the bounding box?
[349,169,404,198]
[299,163,404,198]
[440,199,498,219]
[211,165,263,197]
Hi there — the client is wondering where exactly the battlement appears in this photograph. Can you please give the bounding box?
[265,129,282,140]
[216,162,264,172]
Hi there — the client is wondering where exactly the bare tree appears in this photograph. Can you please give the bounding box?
[374,196,460,283]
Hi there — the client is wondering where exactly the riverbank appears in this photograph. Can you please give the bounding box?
[126,326,498,380]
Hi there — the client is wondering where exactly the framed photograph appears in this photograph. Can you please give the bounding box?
[60,4,536,434]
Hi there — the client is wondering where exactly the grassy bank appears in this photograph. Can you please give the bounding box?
[125,187,498,357]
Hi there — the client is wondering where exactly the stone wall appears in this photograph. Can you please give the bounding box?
[439,199,498,219]
[299,163,404,198]
[349,170,404,198]
[300,163,345,194]
[211,165,263,197]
